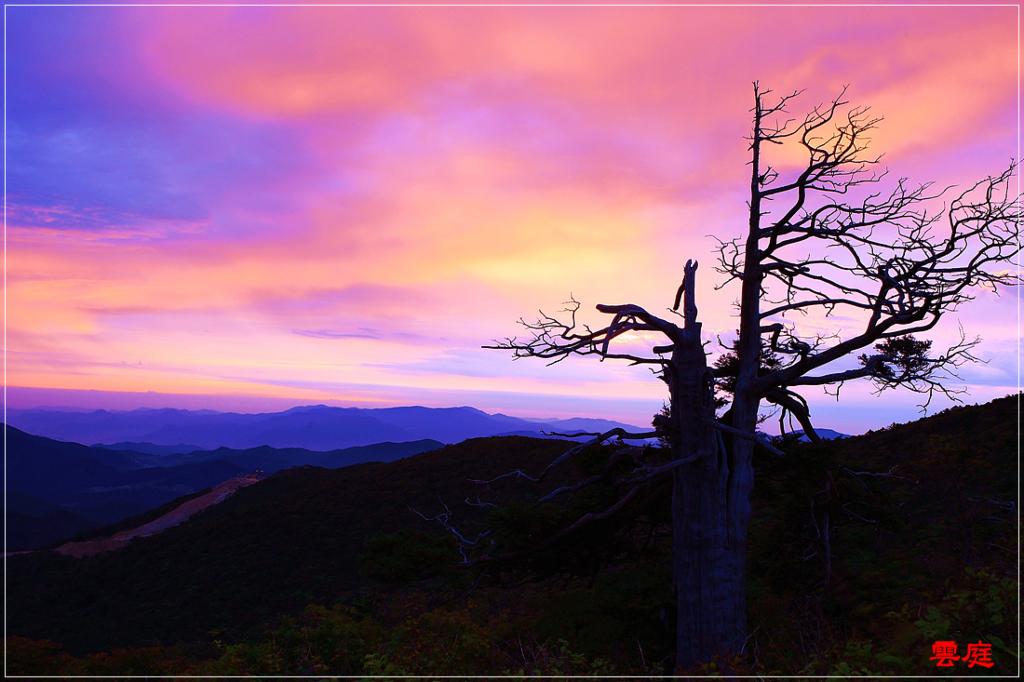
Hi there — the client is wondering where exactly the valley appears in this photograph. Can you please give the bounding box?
[4,395,1018,676]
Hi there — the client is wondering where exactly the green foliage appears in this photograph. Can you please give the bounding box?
[488,500,571,555]
[859,334,933,382]
[531,561,674,670]
[744,394,1019,676]
[500,638,616,677]
[797,571,1018,678]
[4,637,192,677]
[5,638,80,676]
[484,440,671,585]
[360,528,458,583]
[566,442,617,477]
[711,333,786,407]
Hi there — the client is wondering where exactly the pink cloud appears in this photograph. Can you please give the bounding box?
[7,4,1017,431]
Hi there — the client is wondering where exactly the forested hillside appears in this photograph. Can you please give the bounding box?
[6,395,1018,677]
[3,426,443,550]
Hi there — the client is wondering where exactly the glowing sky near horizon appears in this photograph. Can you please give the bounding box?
[5,3,1020,432]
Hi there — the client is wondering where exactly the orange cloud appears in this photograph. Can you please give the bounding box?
[7,4,1017,429]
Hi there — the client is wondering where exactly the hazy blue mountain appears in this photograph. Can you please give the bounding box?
[7,404,643,451]
[6,408,266,448]
[5,489,63,516]
[543,417,650,432]
[98,442,209,456]
[3,425,245,521]
[795,428,848,442]
[4,424,444,533]
[149,439,444,473]
[305,440,445,468]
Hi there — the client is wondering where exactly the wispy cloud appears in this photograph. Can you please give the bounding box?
[6,4,1017,432]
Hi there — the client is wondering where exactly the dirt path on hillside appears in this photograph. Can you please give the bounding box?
[55,474,263,559]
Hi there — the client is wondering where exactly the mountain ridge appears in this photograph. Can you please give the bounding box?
[7,404,645,451]
[3,425,444,549]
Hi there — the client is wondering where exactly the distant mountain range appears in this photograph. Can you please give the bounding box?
[3,404,642,552]
[2,424,443,550]
[6,404,645,452]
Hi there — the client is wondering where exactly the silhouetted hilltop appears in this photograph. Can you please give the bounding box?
[7,404,642,450]
[2,425,243,527]
[99,442,209,456]
[7,435,579,653]
[3,425,443,548]
[6,509,102,553]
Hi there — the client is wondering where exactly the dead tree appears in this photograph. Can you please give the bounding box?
[484,84,1020,671]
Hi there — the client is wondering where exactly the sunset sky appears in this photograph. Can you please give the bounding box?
[5,2,1019,434]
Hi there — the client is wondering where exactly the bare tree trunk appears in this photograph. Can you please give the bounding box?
[668,86,771,670]
[669,264,749,671]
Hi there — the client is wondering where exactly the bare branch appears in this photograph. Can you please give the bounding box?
[764,388,821,442]
[704,419,786,458]
[484,297,683,369]
[728,85,1020,414]
[468,469,539,485]
[469,427,659,487]
[466,473,672,568]
[408,500,491,563]
[840,465,919,485]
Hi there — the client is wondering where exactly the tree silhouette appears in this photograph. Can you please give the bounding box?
[483,84,1020,671]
